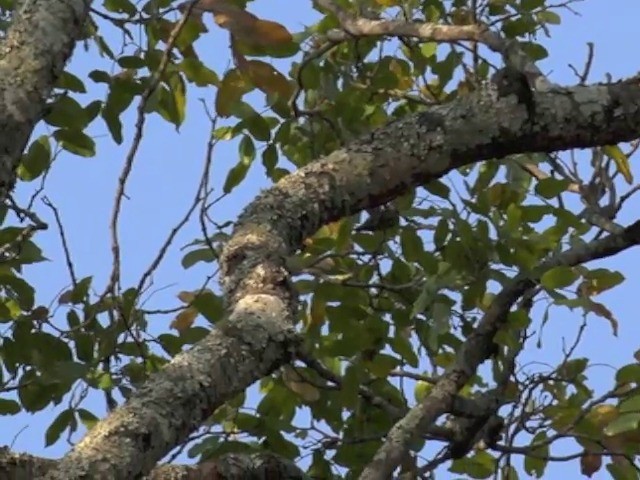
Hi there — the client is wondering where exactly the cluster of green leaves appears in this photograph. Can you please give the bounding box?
[0,0,227,447]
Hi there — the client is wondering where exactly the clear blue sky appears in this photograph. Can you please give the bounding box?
[4,1,640,477]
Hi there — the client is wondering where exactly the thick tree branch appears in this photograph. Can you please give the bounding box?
[313,0,551,90]
[360,219,640,479]
[0,0,92,200]
[1,447,304,479]
[46,74,640,478]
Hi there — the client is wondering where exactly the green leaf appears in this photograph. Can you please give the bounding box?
[102,78,138,144]
[94,35,116,59]
[180,58,219,86]
[607,461,640,480]
[18,135,51,181]
[214,127,238,141]
[56,71,87,93]
[501,465,520,480]
[521,205,551,222]
[367,354,399,378]
[619,394,640,414]
[74,333,94,363]
[582,268,625,295]
[603,144,633,184]
[414,380,432,402]
[535,177,570,198]
[158,333,184,357]
[104,0,137,15]
[88,69,111,84]
[223,135,255,193]
[558,358,588,378]
[84,100,102,124]
[520,0,544,11]
[167,73,187,128]
[411,284,432,317]
[182,248,217,269]
[242,114,272,141]
[0,398,21,415]
[536,10,562,25]
[506,203,522,231]
[450,450,496,478]
[30,332,73,364]
[53,129,96,157]
[309,451,333,478]
[70,276,93,304]
[425,180,450,199]
[390,335,419,368]
[0,274,34,311]
[502,17,537,37]
[434,218,449,249]
[420,42,437,58]
[52,361,90,383]
[541,266,578,289]
[521,42,549,61]
[192,291,223,324]
[604,413,640,436]
[18,371,57,412]
[617,364,640,384]
[151,81,186,129]
[117,55,145,69]
[45,408,75,446]
[45,96,88,130]
[77,408,99,430]
[524,432,549,477]
[216,69,254,117]
[262,143,278,174]
[432,50,462,86]
[11,240,47,266]
[400,227,423,262]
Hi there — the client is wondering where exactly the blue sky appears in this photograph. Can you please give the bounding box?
[4,0,640,477]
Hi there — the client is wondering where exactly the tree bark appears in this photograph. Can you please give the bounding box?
[0,447,304,479]
[44,77,640,478]
[0,0,91,199]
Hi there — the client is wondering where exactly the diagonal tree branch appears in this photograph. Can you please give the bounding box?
[46,73,640,478]
[0,0,92,200]
[360,218,640,479]
[312,0,551,90]
[1,446,305,479]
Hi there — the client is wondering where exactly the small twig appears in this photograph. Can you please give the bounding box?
[568,41,594,84]
[519,162,581,193]
[42,196,78,287]
[0,199,48,261]
[102,0,198,302]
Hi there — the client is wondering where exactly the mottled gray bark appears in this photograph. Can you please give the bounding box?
[0,0,91,199]
[0,447,304,479]
[43,76,640,479]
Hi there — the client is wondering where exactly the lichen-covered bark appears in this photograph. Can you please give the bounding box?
[0,447,305,479]
[0,0,91,199]
[46,77,640,479]
[45,295,297,479]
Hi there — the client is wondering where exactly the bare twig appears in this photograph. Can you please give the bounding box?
[42,196,77,287]
[102,1,198,301]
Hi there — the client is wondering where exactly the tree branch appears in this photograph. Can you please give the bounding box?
[46,73,640,478]
[360,219,640,479]
[0,446,305,479]
[0,0,92,200]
